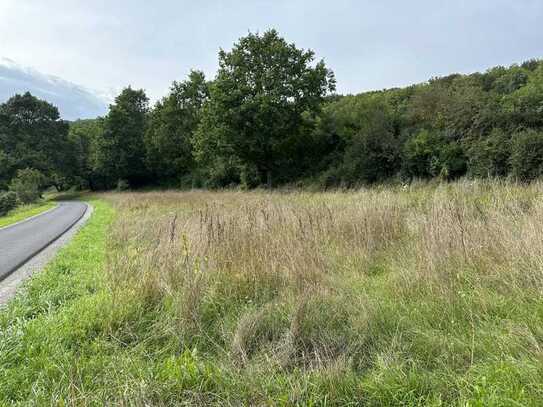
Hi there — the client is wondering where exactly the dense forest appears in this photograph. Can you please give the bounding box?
[1,29,543,201]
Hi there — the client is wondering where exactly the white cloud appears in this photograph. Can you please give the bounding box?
[0,58,108,120]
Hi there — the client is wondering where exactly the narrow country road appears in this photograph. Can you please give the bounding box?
[0,202,87,280]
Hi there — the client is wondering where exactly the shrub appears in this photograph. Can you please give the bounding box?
[314,93,401,186]
[330,130,401,186]
[466,129,511,178]
[116,179,130,192]
[403,129,466,179]
[0,190,17,216]
[9,168,46,204]
[510,129,543,181]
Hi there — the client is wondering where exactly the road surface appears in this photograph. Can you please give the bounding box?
[0,202,87,280]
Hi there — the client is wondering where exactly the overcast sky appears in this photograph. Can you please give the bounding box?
[1,0,542,119]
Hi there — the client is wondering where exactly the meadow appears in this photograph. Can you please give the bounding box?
[1,181,543,405]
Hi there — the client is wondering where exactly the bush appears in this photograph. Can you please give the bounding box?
[403,129,466,180]
[510,130,543,181]
[9,168,46,204]
[466,129,511,178]
[0,191,17,216]
[116,179,130,192]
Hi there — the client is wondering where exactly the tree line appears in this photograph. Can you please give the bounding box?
[2,29,543,204]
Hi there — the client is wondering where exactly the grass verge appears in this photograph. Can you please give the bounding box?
[0,201,56,228]
[0,198,114,404]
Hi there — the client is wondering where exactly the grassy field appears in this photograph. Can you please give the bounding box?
[1,181,543,405]
[0,201,56,228]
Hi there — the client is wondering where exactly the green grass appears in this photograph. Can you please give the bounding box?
[0,198,114,404]
[0,201,56,228]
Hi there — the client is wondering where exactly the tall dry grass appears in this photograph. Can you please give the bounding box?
[98,180,543,403]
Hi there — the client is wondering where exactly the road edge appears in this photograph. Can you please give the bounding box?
[0,203,60,232]
[0,202,93,306]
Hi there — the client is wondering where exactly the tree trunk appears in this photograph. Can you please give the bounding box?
[266,170,272,189]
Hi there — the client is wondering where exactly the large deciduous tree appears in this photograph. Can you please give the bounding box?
[193,29,335,187]
[145,71,209,185]
[68,118,105,189]
[0,92,71,189]
[95,87,149,188]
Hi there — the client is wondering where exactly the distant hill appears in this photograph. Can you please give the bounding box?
[0,58,108,120]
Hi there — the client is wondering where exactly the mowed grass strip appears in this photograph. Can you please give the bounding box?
[1,183,543,405]
[0,198,114,404]
[0,201,56,228]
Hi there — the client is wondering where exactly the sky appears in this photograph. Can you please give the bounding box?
[0,0,542,120]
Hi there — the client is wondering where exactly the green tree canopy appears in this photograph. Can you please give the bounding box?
[0,92,71,189]
[60,44,543,189]
[94,87,149,188]
[316,93,402,185]
[68,118,105,189]
[510,129,543,181]
[465,129,511,178]
[193,29,336,187]
[402,129,466,180]
[145,71,209,185]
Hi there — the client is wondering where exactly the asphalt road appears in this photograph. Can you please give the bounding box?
[0,202,87,280]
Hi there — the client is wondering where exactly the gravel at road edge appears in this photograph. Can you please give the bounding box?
[0,203,94,307]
